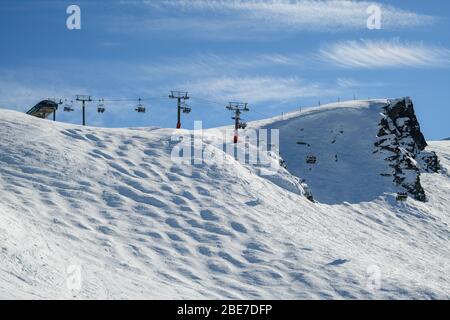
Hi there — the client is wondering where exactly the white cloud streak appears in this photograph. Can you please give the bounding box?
[139,53,303,78]
[183,76,336,103]
[318,39,450,68]
[141,0,436,33]
[0,77,86,112]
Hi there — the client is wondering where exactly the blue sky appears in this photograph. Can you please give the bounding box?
[0,0,449,139]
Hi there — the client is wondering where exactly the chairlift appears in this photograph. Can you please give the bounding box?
[182,106,191,114]
[63,99,75,112]
[97,99,106,113]
[238,122,247,129]
[135,98,146,113]
[181,101,191,114]
[396,192,408,202]
[306,155,317,164]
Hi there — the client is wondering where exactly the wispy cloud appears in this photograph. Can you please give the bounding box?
[0,76,86,112]
[139,53,304,78]
[137,0,436,36]
[335,77,388,89]
[336,77,361,88]
[97,41,121,48]
[182,76,336,104]
[318,39,450,68]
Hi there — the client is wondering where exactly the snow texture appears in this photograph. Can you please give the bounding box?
[0,99,449,299]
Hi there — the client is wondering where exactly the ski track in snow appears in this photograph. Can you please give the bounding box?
[0,100,449,299]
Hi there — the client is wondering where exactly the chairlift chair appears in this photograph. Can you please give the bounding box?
[306,155,317,164]
[135,98,146,113]
[62,99,75,112]
[182,106,191,114]
[97,99,106,113]
[181,101,191,114]
[396,192,408,202]
[238,122,247,129]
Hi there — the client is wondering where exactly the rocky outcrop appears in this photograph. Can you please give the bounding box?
[419,151,441,173]
[374,97,440,202]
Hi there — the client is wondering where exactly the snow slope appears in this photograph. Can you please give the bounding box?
[255,100,392,204]
[0,101,449,299]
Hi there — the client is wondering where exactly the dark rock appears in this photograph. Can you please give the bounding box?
[374,97,439,202]
[384,98,427,152]
[419,151,440,173]
[279,158,288,169]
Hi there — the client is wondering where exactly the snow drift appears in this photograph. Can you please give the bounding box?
[0,99,449,299]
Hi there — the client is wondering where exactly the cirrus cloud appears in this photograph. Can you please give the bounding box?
[139,0,436,35]
[182,76,337,104]
[318,39,450,68]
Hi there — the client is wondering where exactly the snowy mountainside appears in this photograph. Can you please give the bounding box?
[251,98,440,204]
[253,100,390,204]
[0,102,449,299]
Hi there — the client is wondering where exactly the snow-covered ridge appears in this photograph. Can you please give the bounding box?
[0,102,449,299]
